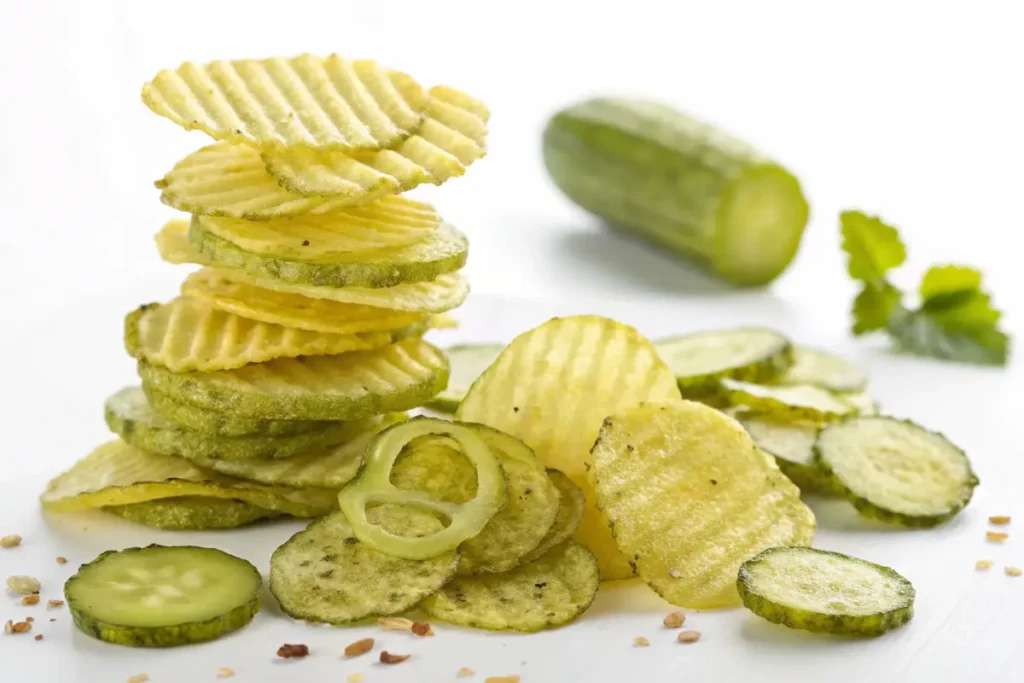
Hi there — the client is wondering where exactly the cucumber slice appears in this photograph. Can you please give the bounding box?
[815,417,978,527]
[107,497,279,530]
[776,346,868,393]
[190,217,468,289]
[270,509,459,625]
[105,387,352,460]
[144,384,329,437]
[65,545,262,647]
[654,328,793,389]
[425,343,504,413]
[839,391,880,416]
[735,415,843,496]
[737,547,915,637]
[720,379,856,422]
[137,337,449,421]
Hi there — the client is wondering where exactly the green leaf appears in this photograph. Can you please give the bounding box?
[919,265,982,300]
[852,284,902,335]
[888,308,1009,366]
[840,211,907,284]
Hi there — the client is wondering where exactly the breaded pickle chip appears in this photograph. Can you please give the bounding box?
[457,315,682,580]
[125,298,394,373]
[107,497,278,530]
[270,508,459,624]
[654,328,793,389]
[420,542,598,632]
[591,401,816,608]
[142,55,428,152]
[188,218,468,289]
[105,386,354,461]
[197,195,440,258]
[137,337,449,421]
[520,470,586,564]
[40,440,337,518]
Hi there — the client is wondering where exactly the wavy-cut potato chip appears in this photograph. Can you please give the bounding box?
[197,196,439,259]
[521,470,586,564]
[187,414,405,488]
[125,297,395,373]
[591,401,816,609]
[40,440,338,517]
[190,217,468,288]
[421,542,599,632]
[154,222,470,313]
[270,509,459,624]
[456,316,682,580]
[142,55,428,152]
[181,270,426,335]
[138,337,449,421]
[107,497,279,530]
[263,86,489,198]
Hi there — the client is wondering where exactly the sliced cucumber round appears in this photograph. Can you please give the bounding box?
[425,343,504,413]
[107,497,279,530]
[719,379,856,422]
[738,546,915,637]
[654,328,793,388]
[776,346,867,393]
[105,387,352,460]
[190,216,468,289]
[736,416,843,496]
[815,417,978,527]
[65,545,262,647]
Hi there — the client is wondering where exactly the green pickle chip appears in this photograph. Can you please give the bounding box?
[520,470,586,564]
[107,497,279,530]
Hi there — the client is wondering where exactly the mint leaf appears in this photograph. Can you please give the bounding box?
[888,307,1009,366]
[852,284,902,335]
[840,211,907,284]
[919,265,982,300]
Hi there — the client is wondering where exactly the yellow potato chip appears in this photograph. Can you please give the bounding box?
[40,440,337,518]
[591,401,816,608]
[196,195,440,259]
[456,316,682,580]
[181,270,426,335]
[263,86,489,198]
[142,55,428,152]
[125,297,395,373]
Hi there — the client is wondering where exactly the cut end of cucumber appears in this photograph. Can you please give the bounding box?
[715,165,810,287]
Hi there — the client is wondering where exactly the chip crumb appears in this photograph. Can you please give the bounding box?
[0,534,21,548]
[127,674,149,683]
[379,651,410,664]
[411,621,434,636]
[347,674,365,683]
[663,611,685,628]
[56,556,67,565]
[344,637,374,657]
[633,636,650,647]
[989,516,1011,525]
[986,531,1009,542]
[22,594,40,606]
[47,599,64,608]
[34,634,43,641]
[484,676,520,683]
[668,568,683,579]
[1006,566,1023,577]
[276,643,309,659]
[976,560,993,570]
[6,575,41,595]
[217,667,235,678]
[458,667,476,677]
[378,616,415,631]
[677,630,701,644]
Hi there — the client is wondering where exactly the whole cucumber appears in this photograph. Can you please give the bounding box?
[542,98,810,287]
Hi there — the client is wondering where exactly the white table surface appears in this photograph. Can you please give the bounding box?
[1,2,1022,681]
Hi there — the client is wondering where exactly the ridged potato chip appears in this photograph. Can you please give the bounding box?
[138,337,449,421]
[270,509,459,625]
[125,297,395,373]
[105,386,355,461]
[591,400,816,609]
[391,426,560,575]
[420,542,599,632]
[40,440,338,518]
[107,496,279,530]
[142,55,428,152]
[189,217,468,288]
[263,86,489,198]
[181,270,426,335]
[186,414,405,488]
[456,316,682,580]
[521,470,586,564]
[197,196,440,259]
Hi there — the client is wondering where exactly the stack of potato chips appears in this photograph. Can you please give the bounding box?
[41,54,489,529]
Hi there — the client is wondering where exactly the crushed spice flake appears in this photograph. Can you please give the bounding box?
[632,636,650,647]
[663,611,685,628]
[986,531,1009,542]
[976,560,994,570]
[484,676,520,683]
[344,637,374,657]
[56,556,68,565]
[668,568,683,579]
[25,616,34,623]
[127,675,149,683]
[379,651,410,664]
[1006,566,1023,577]
[6,575,41,595]
[989,516,1011,525]
[378,616,415,631]
[411,621,434,637]
[34,634,43,641]
[458,667,476,677]
[47,599,64,608]
[277,643,309,659]
[677,630,701,644]
[347,674,365,683]
[0,534,22,548]
[22,595,40,606]
[217,667,235,678]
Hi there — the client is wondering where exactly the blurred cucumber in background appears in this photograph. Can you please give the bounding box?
[542,98,810,287]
